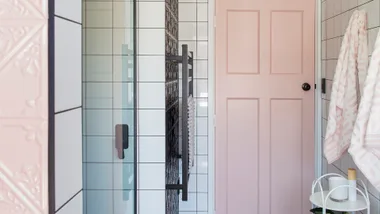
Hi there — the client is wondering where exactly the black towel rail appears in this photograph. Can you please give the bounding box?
[165,44,194,201]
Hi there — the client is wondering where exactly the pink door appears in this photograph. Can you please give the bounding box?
[215,0,315,213]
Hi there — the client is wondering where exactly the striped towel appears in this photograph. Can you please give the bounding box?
[188,95,195,168]
[324,10,368,164]
[349,28,380,192]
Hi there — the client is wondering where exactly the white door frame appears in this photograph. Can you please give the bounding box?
[207,0,322,213]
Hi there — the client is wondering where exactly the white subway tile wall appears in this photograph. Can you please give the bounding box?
[136,1,166,214]
[55,109,83,208]
[321,0,380,212]
[54,0,83,213]
[55,18,82,113]
[178,0,209,213]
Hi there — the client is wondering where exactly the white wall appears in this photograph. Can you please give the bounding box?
[54,0,83,213]
[321,0,380,213]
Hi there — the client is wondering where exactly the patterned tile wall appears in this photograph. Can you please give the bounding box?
[0,1,49,214]
[321,0,380,213]
[165,0,180,213]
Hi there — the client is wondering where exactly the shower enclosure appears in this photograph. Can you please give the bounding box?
[82,0,137,214]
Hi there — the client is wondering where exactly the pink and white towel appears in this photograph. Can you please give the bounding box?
[188,95,195,169]
[324,10,368,164]
[348,28,380,192]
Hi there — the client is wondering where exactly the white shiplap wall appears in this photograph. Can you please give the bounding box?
[321,0,380,213]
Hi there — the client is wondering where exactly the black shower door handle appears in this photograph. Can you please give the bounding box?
[115,124,129,159]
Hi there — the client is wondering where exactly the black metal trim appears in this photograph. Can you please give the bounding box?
[181,45,189,201]
[166,184,182,189]
[166,55,182,62]
[321,78,326,94]
[133,0,138,212]
[48,0,56,213]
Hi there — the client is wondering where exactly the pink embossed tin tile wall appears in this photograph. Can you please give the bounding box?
[0,0,49,213]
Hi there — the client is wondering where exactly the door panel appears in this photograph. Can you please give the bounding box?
[271,11,303,74]
[226,99,259,214]
[227,11,260,75]
[270,99,303,213]
[215,0,315,213]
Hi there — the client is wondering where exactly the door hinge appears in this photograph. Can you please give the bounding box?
[214,15,217,28]
[213,115,216,127]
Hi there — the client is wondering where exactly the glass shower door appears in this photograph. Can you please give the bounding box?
[83,0,136,214]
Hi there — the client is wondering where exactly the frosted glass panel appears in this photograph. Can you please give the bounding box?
[83,0,136,213]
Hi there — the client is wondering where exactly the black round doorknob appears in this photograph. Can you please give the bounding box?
[302,83,311,91]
